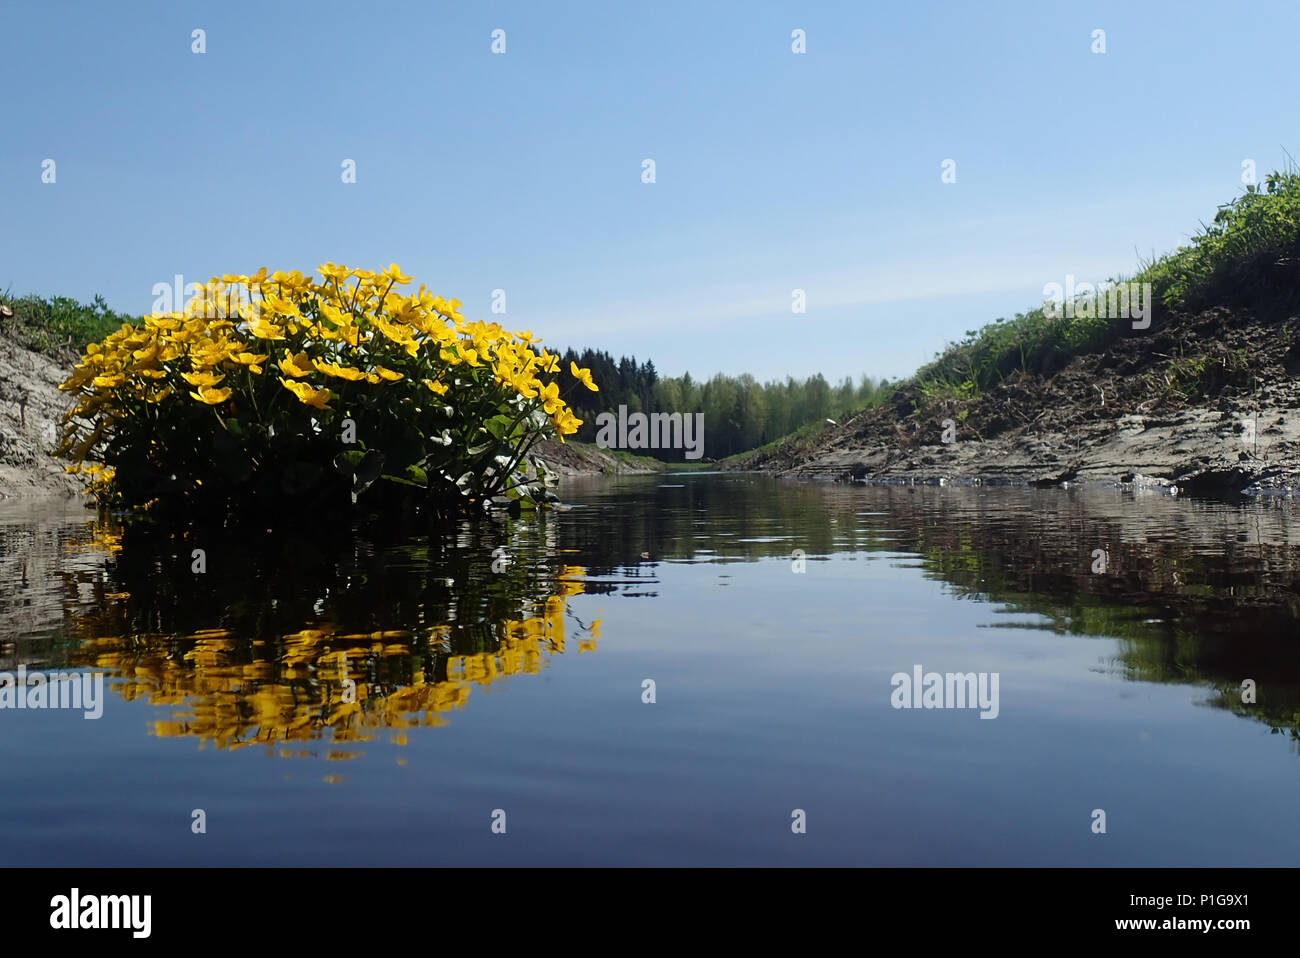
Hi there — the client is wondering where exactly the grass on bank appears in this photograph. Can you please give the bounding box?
[911,168,1300,402]
[717,412,865,467]
[599,446,669,472]
[0,290,133,361]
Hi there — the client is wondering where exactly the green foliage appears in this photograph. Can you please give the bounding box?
[0,291,131,359]
[1145,170,1300,308]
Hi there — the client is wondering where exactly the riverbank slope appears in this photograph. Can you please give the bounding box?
[732,175,1300,495]
[736,302,1300,494]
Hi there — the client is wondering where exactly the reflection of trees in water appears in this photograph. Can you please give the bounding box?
[883,488,1300,742]
[57,514,600,752]
[560,477,1300,738]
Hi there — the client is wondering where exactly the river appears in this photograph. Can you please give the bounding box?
[2,473,1298,865]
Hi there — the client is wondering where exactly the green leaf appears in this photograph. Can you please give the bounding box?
[484,414,514,440]
[381,473,424,488]
[334,449,368,474]
[335,449,386,496]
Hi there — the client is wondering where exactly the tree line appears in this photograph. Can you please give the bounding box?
[554,347,891,461]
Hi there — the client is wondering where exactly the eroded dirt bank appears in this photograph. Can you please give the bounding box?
[0,339,82,499]
[739,305,1300,495]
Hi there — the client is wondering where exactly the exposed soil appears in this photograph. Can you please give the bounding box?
[0,338,83,498]
[737,303,1300,495]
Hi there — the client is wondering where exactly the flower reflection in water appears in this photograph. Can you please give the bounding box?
[61,517,601,756]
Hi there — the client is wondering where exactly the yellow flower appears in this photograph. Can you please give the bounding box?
[423,379,449,395]
[260,295,303,320]
[231,351,269,374]
[318,262,352,282]
[372,365,403,381]
[371,315,414,346]
[325,322,363,348]
[447,344,481,367]
[191,338,236,367]
[278,351,315,378]
[318,301,350,327]
[505,369,538,399]
[248,319,286,341]
[553,408,582,436]
[539,382,564,415]
[313,359,367,381]
[182,370,226,388]
[382,263,413,285]
[189,386,232,405]
[279,377,331,409]
[570,361,598,391]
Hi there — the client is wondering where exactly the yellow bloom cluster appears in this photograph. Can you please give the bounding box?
[56,264,599,505]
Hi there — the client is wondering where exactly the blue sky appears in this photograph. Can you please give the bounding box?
[3,0,1297,382]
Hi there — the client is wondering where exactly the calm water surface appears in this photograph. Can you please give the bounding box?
[3,474,1300,865]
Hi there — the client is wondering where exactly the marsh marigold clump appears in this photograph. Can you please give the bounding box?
[56,264,597,517]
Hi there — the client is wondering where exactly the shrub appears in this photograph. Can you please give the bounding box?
[55,264,598,519]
